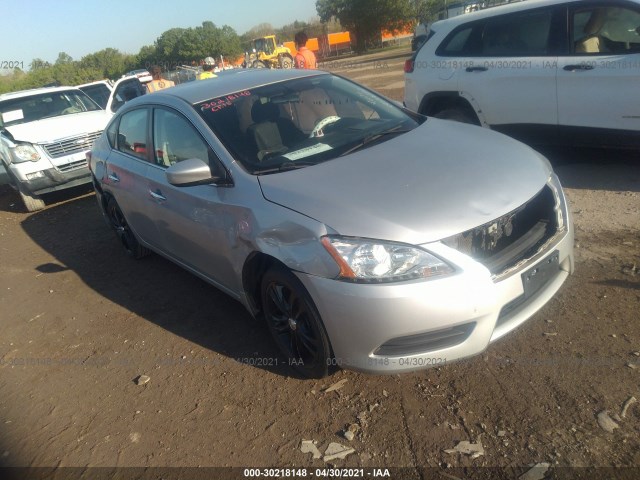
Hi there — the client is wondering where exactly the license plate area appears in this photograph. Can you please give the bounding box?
[522,250,559,299]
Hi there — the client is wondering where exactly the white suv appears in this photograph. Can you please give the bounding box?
[0,77,146,211]
[404,0,640,149]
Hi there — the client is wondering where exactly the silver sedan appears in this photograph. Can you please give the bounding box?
[89,69,574,378]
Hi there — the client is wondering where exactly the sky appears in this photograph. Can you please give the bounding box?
[2,0,319,69]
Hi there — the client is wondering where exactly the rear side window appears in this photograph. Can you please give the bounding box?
[111,79,146,113]
[482,10,553,56]
[440,27,473,54]
[437,8,554,57]
[117,109,148,161]
[106,118,119,148]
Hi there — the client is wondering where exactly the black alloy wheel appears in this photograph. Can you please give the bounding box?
[261,267,332,378]
[106,196,149,259]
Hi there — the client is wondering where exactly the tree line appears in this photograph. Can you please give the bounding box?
[0,0,444,94]
[317,0,444,51]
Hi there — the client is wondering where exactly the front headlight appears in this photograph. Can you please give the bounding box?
[321,236,455,283]
[12,144,41,163]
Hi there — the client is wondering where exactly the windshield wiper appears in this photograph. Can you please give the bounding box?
[340,125,413,157]
[255,161,316,175]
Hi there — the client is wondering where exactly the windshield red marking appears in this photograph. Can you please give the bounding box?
[200,90,251,112]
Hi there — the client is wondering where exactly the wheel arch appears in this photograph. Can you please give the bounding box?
[241,251,289,316]
[418,92,484,126]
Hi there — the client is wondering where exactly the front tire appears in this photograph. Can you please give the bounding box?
[261,267,332,378]
[106,196,149,259]
[433,108,478,125]
[279,55,293,69]
[17,183,45,212]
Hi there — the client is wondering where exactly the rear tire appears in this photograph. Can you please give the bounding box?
[279,56,293,69]
[17,183,45,212]
[260,267,332,378]
[433,108,478,125]
[106,196,149,259]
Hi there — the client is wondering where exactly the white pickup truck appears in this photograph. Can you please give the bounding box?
[0,77,146,211]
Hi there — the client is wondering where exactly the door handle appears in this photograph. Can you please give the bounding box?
[563,64,594,72]
[466,66,488,72]
[148,190,167,201]
[107,172,119,182]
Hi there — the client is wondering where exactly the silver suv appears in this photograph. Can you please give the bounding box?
[404,0,640,149]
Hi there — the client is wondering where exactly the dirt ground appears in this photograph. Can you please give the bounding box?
[1,48,639,479]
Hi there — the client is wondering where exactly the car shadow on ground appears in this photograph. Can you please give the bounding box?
[19,194,302,379]
[594,278,640,290]
[540,147,640,192]
[0,183,94,213]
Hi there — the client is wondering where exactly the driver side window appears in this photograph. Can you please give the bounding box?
[153,108,215,169]
[572,6,640,54]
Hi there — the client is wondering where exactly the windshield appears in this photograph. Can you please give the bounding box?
[0,90,101,127]
[195,75,423,174]
[254,38,267,52]
[79,84,111,109]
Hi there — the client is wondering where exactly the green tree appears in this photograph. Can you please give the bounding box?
[316,0,414,51]
[30,58,52,71]
[156,27,188,61]
[55,52,74,65]
[155,22,242,66]
[275,17,343,43]
[217,25,243,62]
[134,45,159,71]
[240,23,276,50]
[80,48,132,79]
[412,0,444,22]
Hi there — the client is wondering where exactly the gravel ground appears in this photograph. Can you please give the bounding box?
[0,47,639,478]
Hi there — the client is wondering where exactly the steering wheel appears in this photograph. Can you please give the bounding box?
[309,116,341,138]
[62,106,82,115]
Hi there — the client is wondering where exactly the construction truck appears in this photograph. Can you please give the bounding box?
[244,35,294,69]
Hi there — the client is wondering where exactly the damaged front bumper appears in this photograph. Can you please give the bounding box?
[11,163,91,195]
[295,174,574,374]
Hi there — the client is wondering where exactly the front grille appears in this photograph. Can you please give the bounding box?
[56,159,88,173]
[443,186,560,277]
[42,131,102,159]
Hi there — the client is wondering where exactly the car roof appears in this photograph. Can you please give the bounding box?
[0,86,84,101]
[77,80,112,88]
[432,0,595,29]
[147,68,331,105]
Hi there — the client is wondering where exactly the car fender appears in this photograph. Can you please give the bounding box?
[0,160,9,185]
[457,91,489,127]
[0,135,14,185]
[419,91,489,127]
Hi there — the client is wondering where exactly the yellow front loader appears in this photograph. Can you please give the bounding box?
[246,35,294,69]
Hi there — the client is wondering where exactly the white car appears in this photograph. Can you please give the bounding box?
[77,80,114,109]
[404,0,640,149]
[0,77,146,211]
[123,69,153,83]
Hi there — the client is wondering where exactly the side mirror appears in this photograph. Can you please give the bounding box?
[165,158,220,186]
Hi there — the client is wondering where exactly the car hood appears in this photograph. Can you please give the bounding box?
[6,110,111,144]
[258,119,553,245]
